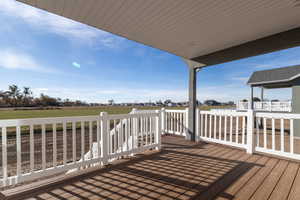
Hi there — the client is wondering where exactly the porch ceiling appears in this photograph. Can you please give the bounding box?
[17,0,300,66]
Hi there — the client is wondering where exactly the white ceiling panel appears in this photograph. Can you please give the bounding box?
[17,0,300,64]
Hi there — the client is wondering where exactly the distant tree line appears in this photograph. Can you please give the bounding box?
[0,85,88,107]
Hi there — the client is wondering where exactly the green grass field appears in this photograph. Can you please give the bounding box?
[0,106,232,120]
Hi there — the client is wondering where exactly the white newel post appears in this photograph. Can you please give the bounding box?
[185,108,189,137]
[246,109,255,154]
[161,108,166,135]
[100,112,109,165]
[131,108,138,149]
[155,110,162,150]
[195,108,200,142]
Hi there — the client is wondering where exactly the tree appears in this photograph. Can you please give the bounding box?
[8,85,21,106]
[164,99,172,105]
[204,100,221,106]
[253,97,261,102]
[22,87,33,106]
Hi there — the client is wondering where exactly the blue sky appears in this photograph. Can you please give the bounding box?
[0,0,298,103]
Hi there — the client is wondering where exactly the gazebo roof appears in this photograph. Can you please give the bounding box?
[17,0,300,66]
[248,65,300,88]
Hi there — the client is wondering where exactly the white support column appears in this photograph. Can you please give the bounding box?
[100,112,108,165]
[246,109,255,154]
[184,59,205,141]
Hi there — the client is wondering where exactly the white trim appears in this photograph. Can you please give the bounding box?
[248,73,300,86]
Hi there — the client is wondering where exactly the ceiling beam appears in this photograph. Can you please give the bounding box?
[192,27,300,66]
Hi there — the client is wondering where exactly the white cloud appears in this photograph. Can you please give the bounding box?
[72,62,81,69]
[0,0,123,48]
[0,49,56,73]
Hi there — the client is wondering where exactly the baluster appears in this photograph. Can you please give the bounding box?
[72,122,76,162]
[224,116,227,141]
[219,115,222,140]
[146,117,148,145]
[63,122,67,165]
[242,116,245,144]
[30,125,34,171]
[204,114,207,137]
[214,115,217,138]
[290,119,294,154]
[200,113,203,137]
[264,118,267,148]
[208,115,211,138]
[16,126,21,179]
[125,118,129,150]
[97,120,101,158]
[280,119,284,152]
[235,117,239,143]
[42,124,46,170]
[53,124,57,167]
[89,121,93,158]
[230,116,233,142]
[113,120,117,153]
[81,121,85,162]
[2,127,7,186]
[256,118,260,147]
[272,118,275,150]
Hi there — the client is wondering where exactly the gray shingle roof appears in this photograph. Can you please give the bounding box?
[247,65,300,85]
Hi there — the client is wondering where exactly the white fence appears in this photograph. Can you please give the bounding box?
[237,101,292,112]
[163,108,300,161]
[163,109,187,136]
[0,110,161,187]
[2,107,300,188]
[255,112,300,160]
[198,110,249,150]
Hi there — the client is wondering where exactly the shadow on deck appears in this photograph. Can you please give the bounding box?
[2,135,300,200]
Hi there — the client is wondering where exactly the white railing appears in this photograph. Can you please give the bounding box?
[255,112,300,160]
[197,110,250,150]
[163,109,188,136]
[0,110,161,187]
[237,101,292,112]
[164,108,300,161]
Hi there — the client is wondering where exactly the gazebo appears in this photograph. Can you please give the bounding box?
[247,65,300,136]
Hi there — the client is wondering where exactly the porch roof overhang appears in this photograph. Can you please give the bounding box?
[17,0,300,67]
[248,65,300,89]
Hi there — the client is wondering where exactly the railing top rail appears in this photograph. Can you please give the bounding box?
[0,111,161,127]
[165,109,186,113]
[0,115,100,127]
[256,112,300,119]
[107,112,159,120]
[200,110,248,117]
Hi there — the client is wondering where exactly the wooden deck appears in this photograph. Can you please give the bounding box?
[2,135,300,200]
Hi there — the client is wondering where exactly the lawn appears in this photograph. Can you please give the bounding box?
[0,105,233,120]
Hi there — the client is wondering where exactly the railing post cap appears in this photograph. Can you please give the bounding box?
[100,112,108,116]
[161,107,165,111]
